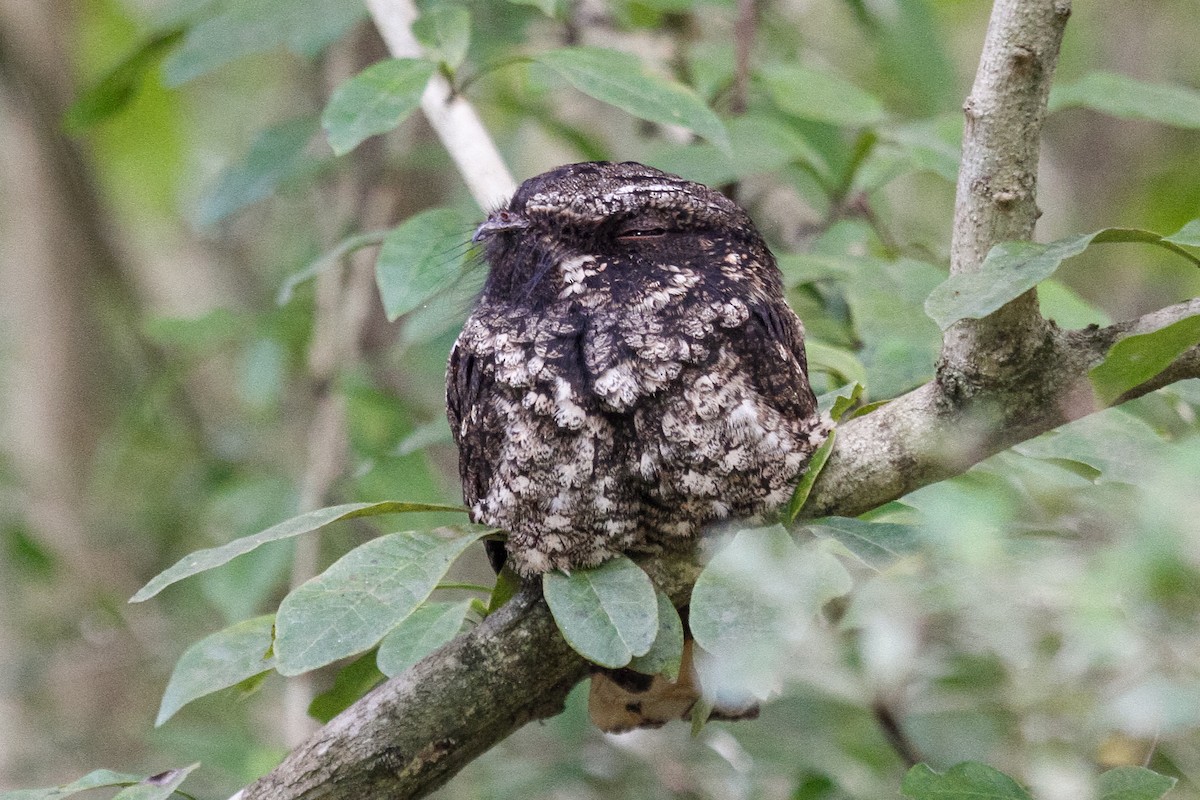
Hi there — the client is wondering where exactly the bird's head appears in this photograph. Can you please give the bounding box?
[473,161,775,306]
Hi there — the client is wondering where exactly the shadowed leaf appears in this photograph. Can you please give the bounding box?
[543,556,658,668]
[322,58,435,155]
[156,615,275,725]
[1050,72,1200,128]
[902,762,1031,800]
[376,208,473,320]
[1090,313,1200,405]
[377,600,473,677]
[926,228,1200,331]
[536,47,729,152]
[275,527,490,675]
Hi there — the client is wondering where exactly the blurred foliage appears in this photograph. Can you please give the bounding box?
[2,0,1199,798]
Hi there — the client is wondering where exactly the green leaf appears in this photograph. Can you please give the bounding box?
[824,383,864,422]
[110,765,200,800]
[760,63,887,127]
[65,29,184,132]
[627,590,685,681]
[1014,407,1166,485]
[1050,71,1200,129]
[156,614,275,725]
[508,0,563,15]
[277,229,389,305]
[902,762,1032,800]
[1038,279,1112,329]
[805,341,869,388]
[376,600,472,677]
[1090,313,1200,405]
[843,256,945,396]
[376,207,473,320]
[274,527,490,674]
[925,228,1200,331]
[806,516,921,570]
[0,770,146,800]
[1164,218,1200,247]
[542,555,659,668]
[163,0,365,85]
[1097,766,1177,800]
[535,47,729,152]
[413,7,471,71]
[691,526,852,704]
[392,416,454,456]
[197,116,319,226]
[322,59,436,156]
[308,650,385,723]
[131,501,466,602]
[787,429,837,522]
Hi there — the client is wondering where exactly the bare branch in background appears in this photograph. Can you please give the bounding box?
[363,0,516,210]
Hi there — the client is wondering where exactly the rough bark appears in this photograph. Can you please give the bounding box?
[239,1,1200,799]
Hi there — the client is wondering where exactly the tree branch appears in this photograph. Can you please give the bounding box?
[941,0,1070,383]
[362,0,516,209]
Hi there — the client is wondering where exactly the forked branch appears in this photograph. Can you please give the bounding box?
[239,1,1200,799]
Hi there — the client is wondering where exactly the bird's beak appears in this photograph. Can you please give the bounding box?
[473,209,530,242]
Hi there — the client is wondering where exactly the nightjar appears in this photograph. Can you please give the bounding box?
[447,161,828,579]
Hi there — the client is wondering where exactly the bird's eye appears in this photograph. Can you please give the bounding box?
[616,227,668,240]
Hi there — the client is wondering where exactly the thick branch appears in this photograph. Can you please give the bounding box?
[942,0,1070,382]
[238,3,1199,799]
[242,301,1200,800]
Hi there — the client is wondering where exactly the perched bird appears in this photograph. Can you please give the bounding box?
[446,161,828,728]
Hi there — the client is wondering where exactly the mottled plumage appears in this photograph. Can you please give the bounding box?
[447,161,827,578]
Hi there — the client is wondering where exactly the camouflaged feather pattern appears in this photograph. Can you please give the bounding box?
[447,162,828,577]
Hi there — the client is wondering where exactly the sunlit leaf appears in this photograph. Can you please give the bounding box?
[535,47,729,152]
[413,6,470,70]
[274,527,490,674]
[806,516,921,570]
[925,228,1200,331]
[308,651,385,723]
[1090,313,1200,405]
[542,555,658,668]
[1050,71,1200,129]
[156,615,274,725]
[376,207,473,320]
[196,116,319,226]
[1098,766,1177,800]
[690,526,852,704]
[760,63,887,127]
[131,501,466,602]
[902,762,1032,800]
[65,29,184,131]
[164,0,365,85]
[322,59,435,156]
[376,600,473,677]
[787,429,837,522]
[627,590,685,680]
